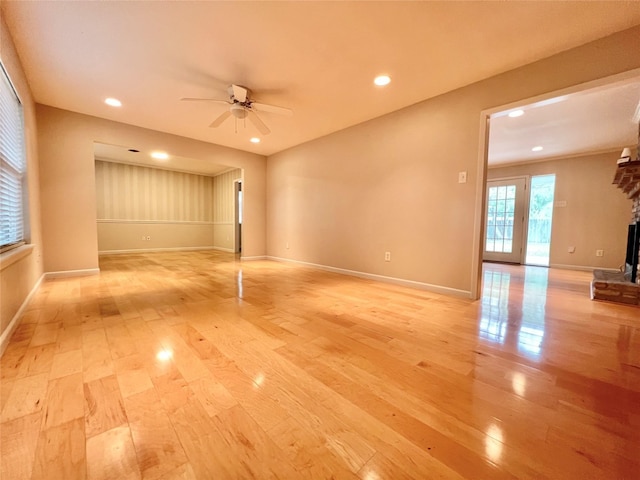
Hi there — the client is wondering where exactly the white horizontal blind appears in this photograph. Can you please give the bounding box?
[0,62,26,251]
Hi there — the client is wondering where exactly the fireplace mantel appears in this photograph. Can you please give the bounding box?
[613,161,640,201]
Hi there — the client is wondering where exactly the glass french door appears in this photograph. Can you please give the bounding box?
[483,177,527,263]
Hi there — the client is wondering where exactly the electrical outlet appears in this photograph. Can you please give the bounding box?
[458,171,467,184]
[568,246,575,253]
[141,236,146,241]
[286,242,289,249]
[596,249,604,257]
[384,251,391,262]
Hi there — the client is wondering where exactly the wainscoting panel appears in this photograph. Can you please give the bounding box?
[213,223,235,251]
[97,221,214,253]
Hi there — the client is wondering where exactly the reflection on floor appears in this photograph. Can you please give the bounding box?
[1,252,639,480]
[480,265,548,358]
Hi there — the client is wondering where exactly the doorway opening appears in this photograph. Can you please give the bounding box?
[234,180,242,254]
[525,174,556,266]
[473,68,640,299]
[482,174,557,266]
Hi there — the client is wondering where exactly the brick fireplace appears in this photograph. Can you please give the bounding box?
[590,159,640,305]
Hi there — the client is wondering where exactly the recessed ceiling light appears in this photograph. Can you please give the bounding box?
[508,109,524,118]
[532,146,543,152]
[250,137,260,144]
[151,151,169,160]
[374,75,391,86]
[105,97,122,107]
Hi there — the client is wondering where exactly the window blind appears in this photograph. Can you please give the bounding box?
[0,62,26,251]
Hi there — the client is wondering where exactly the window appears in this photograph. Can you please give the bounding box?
[0,62,26,253]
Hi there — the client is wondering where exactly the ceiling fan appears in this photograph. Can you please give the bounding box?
[181,84,292,135]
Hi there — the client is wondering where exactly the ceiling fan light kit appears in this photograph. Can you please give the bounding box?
[181,84,292,136]
[231,104,248,119]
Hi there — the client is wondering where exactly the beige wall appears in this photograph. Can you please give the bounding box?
[488,152,633,270]
[37,106,266,273]
[266,26,640,295]
[0,14,43,347]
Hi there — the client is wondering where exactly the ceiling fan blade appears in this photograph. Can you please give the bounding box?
[248,110,270,135]
[210,110,232,128]
[251,102,293,116]
[231,84,247,103]
[181,97,230,105]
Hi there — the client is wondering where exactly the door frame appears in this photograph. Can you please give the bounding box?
[233,179,242,254]
[470,67,640,300]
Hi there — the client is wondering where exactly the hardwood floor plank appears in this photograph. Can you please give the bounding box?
[154,462,197,480]
[0,344,27,381]
[123,388,188,479]
[0,372,49,422]
[16,343,56,378]
[116,369,154,398]
[31,417,86,480]
[210,404,300,478]
[267,415,361,479]
[150,365,195,415]
[82,330,115,383]
[0,412,41,480]
[188,376,237,417]
[41,372,85,430]
[49,348,83,379]
[105,324,139,359]
[84,375,128,438]
[0,378,14,414]
[167,397,234,478]
[358,452,419,480]
[86,425,141,480]
[29,322,61,347]
[7,322,36,348]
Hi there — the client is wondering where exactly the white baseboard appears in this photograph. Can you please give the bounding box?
[44,268,101,279]
[241,255,267,261]
[267,256,471,298]
[212,246,235,253]
[99,246,220,255]
[0,273,44,357]
[550,263,620,272]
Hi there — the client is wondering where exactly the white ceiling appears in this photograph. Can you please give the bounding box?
[489,78,640,166]
[93,142,233,176]
[3,1,640,158]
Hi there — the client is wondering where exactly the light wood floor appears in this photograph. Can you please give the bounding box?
[1,251,639,479]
